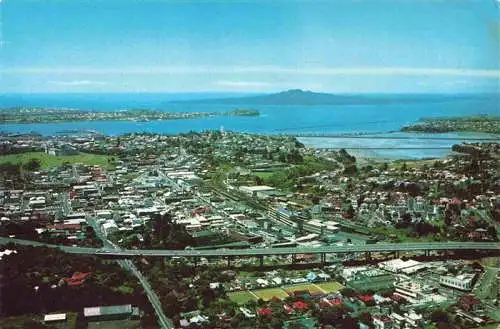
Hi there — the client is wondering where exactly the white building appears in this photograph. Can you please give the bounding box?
[394,280,424,301]
[239,185,275,198]
[391,310,423,329]
[239,307,256,318]
[394,278,446,305]
[101,220,119,236]
[378,259,426,274]
[439,273,476,291]
[43,313,67,324]
[28,196,46,209]
[256,278,269,287]
[0,249,17,260]
[341,266,369,280]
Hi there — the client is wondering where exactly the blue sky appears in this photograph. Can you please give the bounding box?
[1,0,499,93]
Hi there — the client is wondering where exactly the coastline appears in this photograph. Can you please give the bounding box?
[401,115,500,134]
[0,108,260,124]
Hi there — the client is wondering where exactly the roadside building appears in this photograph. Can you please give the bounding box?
[439,273,476,291]
[83,304,140,322]
[394,279,445,305]
[239,307,256,318]
[43,313,67,325]
[347,269,394,291]
[239,185,276,198]
[101,220,119,236]
[390,311,423,329]
[378,259,426,274]
[393,280,425,303]
[0,249,17,260]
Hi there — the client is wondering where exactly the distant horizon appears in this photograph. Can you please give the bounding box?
[2,90,499,96]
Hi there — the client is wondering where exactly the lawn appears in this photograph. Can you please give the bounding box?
[228,291,258,304]
[253,288,290,301]
[315,281,344,293]
[0,152,114,169]
[229,282,344,304]
[283,283,324,295]
[253,171,275,179]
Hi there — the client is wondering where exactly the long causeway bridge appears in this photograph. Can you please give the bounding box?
[288,133,500,141]
[2,237,499,258]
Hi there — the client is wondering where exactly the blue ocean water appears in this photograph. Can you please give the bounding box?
[1,93,498,159]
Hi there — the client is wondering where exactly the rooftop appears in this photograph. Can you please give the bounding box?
[84,304,133,318]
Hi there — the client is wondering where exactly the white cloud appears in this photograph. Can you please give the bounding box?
[48,80,108,86]
[5,66,499,79]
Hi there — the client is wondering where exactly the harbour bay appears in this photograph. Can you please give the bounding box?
[1,93,498,159]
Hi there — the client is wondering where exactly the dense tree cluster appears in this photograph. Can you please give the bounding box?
[138,261,234,324]
[0,245,151,318]
[0,221,103,248]
[0,163,23,188]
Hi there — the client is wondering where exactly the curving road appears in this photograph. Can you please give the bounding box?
[0,237,174,328]
[119,259,173,329]
[1,237,499,258]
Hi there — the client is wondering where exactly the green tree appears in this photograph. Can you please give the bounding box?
[23,158,41,171]
[430,309,450,324]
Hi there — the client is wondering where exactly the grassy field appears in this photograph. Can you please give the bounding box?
[253,288,290,301]
[228,291,258,304]
[229,281,344,304]
[253,171,275,179]
[315,281,344,293]
[283,283,324,295]
[0,152,114,169]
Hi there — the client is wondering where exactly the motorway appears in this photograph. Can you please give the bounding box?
[118,259,173,329]
[89,218,174,329]
[1,237,499,258]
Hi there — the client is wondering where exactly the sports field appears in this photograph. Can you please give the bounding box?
[228,291,258,304]
[253,288,290,301]
[228,281,344,304]
[315,281,344,293]
[253,171,274,179]
[283,283,324,295]
[0,152,114,169]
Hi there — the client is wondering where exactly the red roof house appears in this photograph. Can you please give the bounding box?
[358,294,374,303]
[63,272,90,286]
[258,308,273,316]
[293,301,309,311]
[320,298,342,308]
